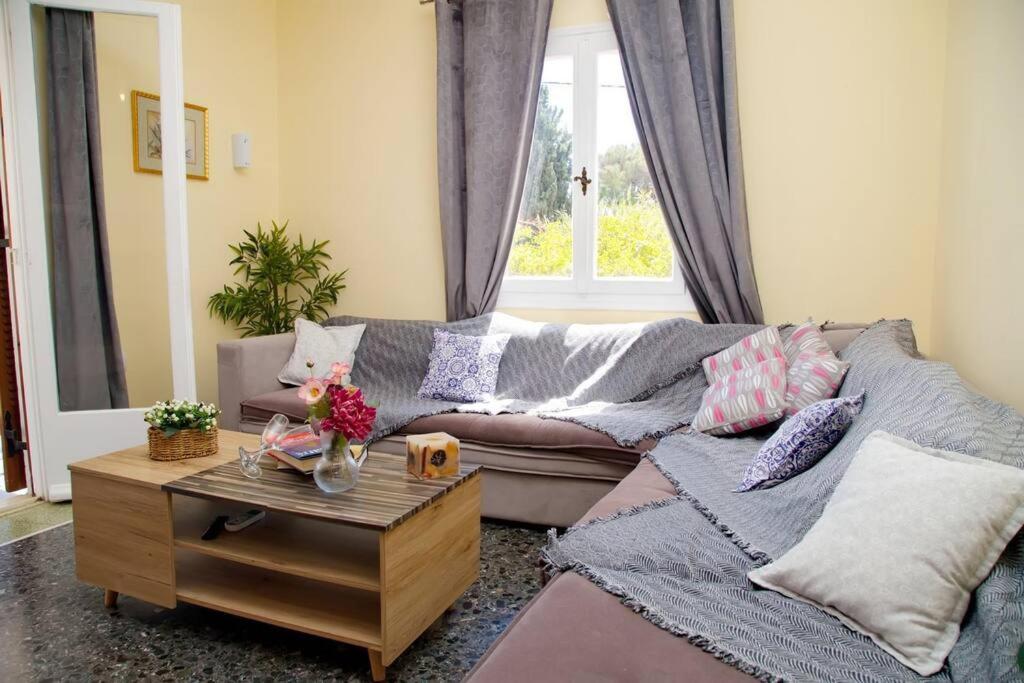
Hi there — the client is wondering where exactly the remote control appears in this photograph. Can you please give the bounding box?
[224,509,266,532]
[202,515,228,541]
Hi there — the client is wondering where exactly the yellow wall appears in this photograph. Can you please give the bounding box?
[276,0,444,322]
[931,0,1023,411]
[94,13,173,408]
[735,0,947,352]
[276,0,950,344]
[90,1,280,405]
[176,0,280,404]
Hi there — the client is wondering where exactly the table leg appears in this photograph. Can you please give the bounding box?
[104,589,119,608]
[368,649,385,681]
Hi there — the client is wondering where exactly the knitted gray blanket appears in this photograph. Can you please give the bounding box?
[542,321,1024,681]
[327,313,763,446]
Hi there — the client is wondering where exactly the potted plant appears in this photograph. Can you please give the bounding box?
[207,221,347,337]
[144,400,221,461]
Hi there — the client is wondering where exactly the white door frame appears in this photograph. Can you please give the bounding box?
[0,0,195,500]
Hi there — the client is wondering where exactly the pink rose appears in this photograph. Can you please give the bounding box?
[297,378,327,405]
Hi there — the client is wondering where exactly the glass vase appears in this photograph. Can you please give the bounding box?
[313,431,367,494]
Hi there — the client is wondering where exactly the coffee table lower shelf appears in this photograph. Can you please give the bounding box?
[175,551,383,649]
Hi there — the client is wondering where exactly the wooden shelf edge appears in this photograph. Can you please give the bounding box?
[174,537,382,592]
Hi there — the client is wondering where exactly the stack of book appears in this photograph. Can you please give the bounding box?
[268,425,321,474]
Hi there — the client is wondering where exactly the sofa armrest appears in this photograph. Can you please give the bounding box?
[217,333,295,430]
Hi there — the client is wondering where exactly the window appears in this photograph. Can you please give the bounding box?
[499,26,691,311]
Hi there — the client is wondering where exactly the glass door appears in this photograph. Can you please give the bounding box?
[3,0,194,499]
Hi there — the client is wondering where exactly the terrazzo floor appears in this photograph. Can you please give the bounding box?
[0,517,547,682]
[0,499,73,545]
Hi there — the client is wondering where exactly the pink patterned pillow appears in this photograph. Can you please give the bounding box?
[702,327,785,384]
[783,320,832,365]
[692,359,788,436]
[784,352,850,417]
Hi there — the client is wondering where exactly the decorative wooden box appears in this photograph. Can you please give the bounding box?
[405,432,460,479]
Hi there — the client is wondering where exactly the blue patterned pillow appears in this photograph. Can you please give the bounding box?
[735,392,865,492]
[417,329,510,403]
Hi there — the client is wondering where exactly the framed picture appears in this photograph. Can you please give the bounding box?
[131,90,209,180]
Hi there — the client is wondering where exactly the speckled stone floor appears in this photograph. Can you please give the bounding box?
[0,501,74,544]
[0,520,547,682]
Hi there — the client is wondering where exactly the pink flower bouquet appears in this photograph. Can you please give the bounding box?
[297,359,376,447]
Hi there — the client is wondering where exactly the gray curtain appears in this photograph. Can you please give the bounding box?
[436,0,553,321]
[606,0,764,324]
[47,9,128,410]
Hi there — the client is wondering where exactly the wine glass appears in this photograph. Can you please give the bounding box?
[238,413,290,479]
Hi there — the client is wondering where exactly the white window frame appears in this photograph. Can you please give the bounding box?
[498,24,693,312]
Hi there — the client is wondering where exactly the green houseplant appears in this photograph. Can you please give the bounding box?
[208,221,347,337]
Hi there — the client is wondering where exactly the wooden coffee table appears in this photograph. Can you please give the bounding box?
[68,430,481,681]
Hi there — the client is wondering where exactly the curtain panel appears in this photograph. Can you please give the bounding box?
[47,8,129,410]
[436,0,554,321]
[606,0,764,324]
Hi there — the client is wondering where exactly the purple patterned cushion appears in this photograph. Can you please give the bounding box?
[735,392,865,492]
[417,329,510,402]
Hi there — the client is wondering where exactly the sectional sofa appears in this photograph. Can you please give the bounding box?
[217,323,864,528]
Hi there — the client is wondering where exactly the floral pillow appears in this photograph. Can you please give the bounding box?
[702,327,785,384]
[417,329,510,403]
[692,359,788,436]
[736,392,865,492]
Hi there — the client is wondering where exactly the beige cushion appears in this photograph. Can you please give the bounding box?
[277,318,365,386]
[748,431,1024,675]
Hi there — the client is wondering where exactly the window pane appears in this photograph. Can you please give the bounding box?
[508,55,574,278]
[595,51,673,280]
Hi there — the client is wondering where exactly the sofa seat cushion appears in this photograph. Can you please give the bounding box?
[240,389,656,459]
[240,387,306,423]
[466,459,753,683]
[399,412,656,459]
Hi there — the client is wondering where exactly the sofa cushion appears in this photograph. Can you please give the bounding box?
[692,359,788,435]
[736,392,864,492]
[466,460,753,683]
[821,324,867,354]
[418,329,510,402]
[277,319,365,386]
[701,327,785,384]
[240,389,655,458]
[748,430,1024,676]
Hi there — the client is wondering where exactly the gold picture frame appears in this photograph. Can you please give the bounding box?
[131,90,209,181]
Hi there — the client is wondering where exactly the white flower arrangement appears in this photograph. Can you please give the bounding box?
[144,399,220,436]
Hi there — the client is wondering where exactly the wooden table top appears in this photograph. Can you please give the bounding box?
[70,430,480,532]
[163,451,480,532]
[68,430,259,489]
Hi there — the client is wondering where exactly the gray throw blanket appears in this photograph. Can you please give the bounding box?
[327,313,763,446]
[542,320,1024,681]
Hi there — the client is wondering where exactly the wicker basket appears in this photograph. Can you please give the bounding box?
[147,426,219,461]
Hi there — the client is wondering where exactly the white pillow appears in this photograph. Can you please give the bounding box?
[748,431,1024,676]
[277,319,366,386]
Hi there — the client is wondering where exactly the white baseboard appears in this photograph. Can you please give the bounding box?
[47,483,72,502]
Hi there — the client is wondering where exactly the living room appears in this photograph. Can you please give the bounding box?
[0,0,1021,680]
